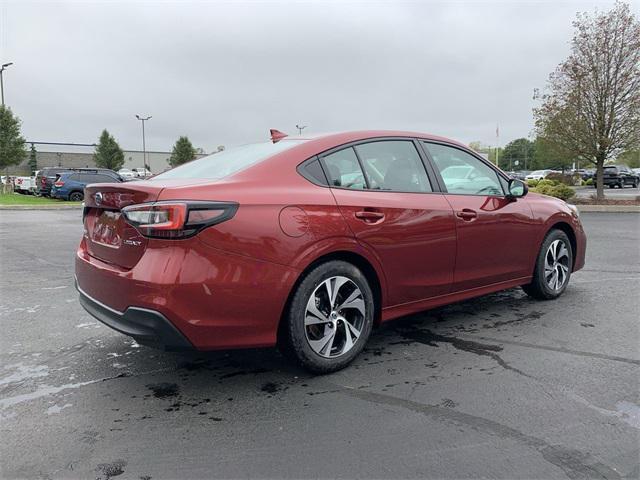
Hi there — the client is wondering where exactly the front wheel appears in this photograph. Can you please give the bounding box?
[523,229,573,300]
[282,260,375,374]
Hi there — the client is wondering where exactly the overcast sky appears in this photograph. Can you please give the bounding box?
[1,0,635,153]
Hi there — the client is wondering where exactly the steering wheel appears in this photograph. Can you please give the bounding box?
[475,186,501,195]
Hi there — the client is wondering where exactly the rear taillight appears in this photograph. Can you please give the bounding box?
[41,177,46,185]
[54,180,65,187]
[122,201,237,239]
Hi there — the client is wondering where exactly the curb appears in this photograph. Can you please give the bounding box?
[0,205,83,210]
[576,205,640,213]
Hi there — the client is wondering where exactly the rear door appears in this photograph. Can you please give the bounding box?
[421,141,535,292]
[321,139,456,306]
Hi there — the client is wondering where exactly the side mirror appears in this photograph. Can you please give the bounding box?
[508,178,528,198]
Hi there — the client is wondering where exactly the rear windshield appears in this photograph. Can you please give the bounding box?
[152,140,305,180]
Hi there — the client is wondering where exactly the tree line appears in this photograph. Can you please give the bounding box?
[469,137,640,172]
[89,130,203,171]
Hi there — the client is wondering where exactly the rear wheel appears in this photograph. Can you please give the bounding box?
[282,260,374,374]
[523,229,573,300]
[69,191,84,202]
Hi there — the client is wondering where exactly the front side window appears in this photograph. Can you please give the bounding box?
[322,148,366,190]
[354,141,432,193]
[423,142,503,196]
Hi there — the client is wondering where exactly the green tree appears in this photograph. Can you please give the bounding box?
[501,138,535,171]
[94,129,125,170]
[532,137,575,171]
[169,136,196,167]
[533,2,640,200]
[28,143,38,174]
[617,149,640,168]
[0,106,27,192]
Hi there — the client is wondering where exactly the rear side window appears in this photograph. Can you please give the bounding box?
[322,148,366,190]
[153,140,305,180]
[354,141,432,193]
[299,158,328,185]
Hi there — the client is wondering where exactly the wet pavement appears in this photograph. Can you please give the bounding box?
[1,210,639,479]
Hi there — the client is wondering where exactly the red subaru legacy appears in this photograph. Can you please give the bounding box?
[75,130,586,373]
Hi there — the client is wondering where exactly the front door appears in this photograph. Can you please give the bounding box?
[321,140,457,306]
[421,141,536,292]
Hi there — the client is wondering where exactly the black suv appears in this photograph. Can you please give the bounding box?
[36,167,119,196]
[602,165,639,189]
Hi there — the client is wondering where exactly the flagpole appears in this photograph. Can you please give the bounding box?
[495,124,500,167]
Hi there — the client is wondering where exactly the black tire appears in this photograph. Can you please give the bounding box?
[522,229,573,300]
[281,260,375,374]
[69,191,84,202]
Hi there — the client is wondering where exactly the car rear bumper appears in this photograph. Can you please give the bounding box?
[76,277,194,350]
[75,236,300,350]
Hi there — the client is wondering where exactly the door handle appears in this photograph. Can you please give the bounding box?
[355,210,385,223]
[456,209,478,221]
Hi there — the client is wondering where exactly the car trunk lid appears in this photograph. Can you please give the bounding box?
[83,183,167,269]
[82,179,215,268]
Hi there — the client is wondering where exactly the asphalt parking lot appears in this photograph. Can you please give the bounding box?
[1,210,638,479]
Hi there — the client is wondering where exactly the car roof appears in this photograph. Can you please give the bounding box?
[285,130,469,149]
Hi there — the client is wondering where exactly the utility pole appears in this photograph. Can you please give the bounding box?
[135,115,152,172]
[0,62,14,107]
[495,123,500,167]
[296,124,307,135]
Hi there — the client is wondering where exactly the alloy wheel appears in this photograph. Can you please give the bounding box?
[304,276,366,358]
[545,239,570,291]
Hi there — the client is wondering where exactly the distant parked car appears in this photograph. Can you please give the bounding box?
[118,168,136,181]
[131,167,152,178]
[50,170,123,201]
[36,167,119,196]
[602,165,639,189]
[507,171,527,181]
[580,169,595,181]
[525,170,553,181]
[632,168,640,176]
[14,176,35,194]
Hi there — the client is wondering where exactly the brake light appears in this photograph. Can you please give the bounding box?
[54,180,65,187]
[122,201,237,239]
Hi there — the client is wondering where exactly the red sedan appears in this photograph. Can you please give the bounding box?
[75,130,586,373]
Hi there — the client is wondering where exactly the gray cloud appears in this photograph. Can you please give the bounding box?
[1,0,633,152]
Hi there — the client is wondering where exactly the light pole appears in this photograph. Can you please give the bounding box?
[0,62,13,107]
[296,124,307,135]
[135,114,152,172]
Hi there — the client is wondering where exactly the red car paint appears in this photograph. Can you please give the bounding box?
[75,130,586,350]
